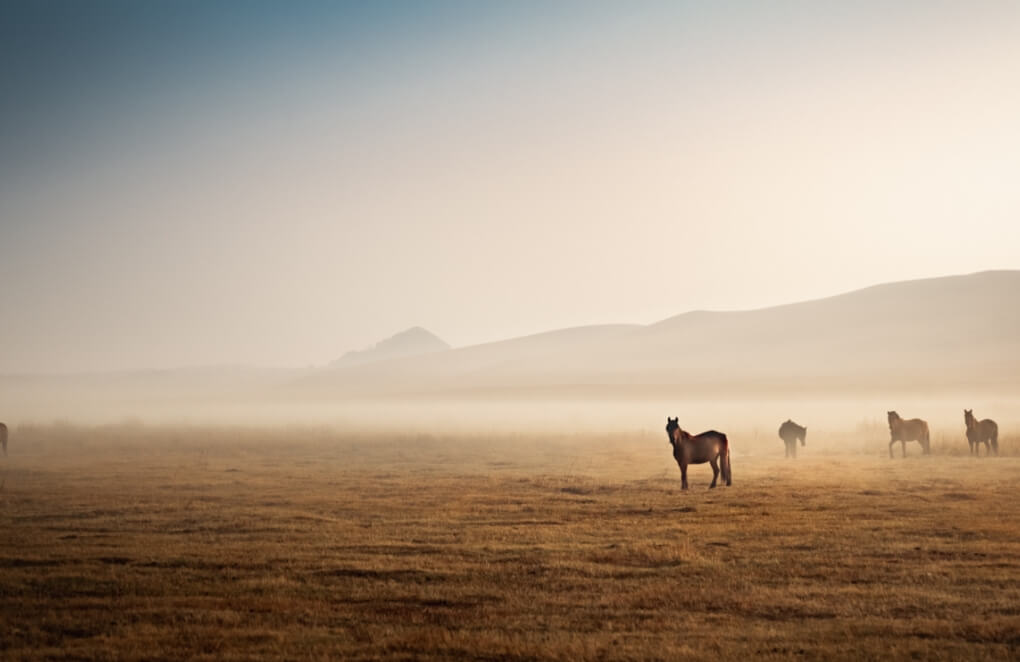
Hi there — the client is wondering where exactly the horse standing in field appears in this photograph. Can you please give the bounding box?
[778,419,806,458]
[0,422,7,456]
[665,417,732,490]
[964,409,998,456]
[887,411,930,458]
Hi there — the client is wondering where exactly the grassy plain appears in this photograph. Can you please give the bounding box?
[1,424,1018,660]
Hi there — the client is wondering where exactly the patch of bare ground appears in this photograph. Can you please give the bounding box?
[0,427,1018,660]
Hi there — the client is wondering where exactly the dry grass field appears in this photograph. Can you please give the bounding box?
[1,424,1018,660]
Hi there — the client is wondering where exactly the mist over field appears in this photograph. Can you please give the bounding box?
[2,271,1018,453]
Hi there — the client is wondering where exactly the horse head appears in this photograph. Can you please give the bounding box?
[665,417,679,445]
[964,409,974,428]
[887,411,899,425]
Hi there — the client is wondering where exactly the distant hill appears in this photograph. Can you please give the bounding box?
[295,271,1020,397]
[329,326,450,367]
[5,272,1018,425]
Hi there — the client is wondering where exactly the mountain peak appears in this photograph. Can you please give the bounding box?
[330,327,450,368]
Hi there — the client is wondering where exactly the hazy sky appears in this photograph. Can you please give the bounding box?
[2,1,1019,373]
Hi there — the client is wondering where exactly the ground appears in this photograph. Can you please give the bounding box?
[1,426,1018,660]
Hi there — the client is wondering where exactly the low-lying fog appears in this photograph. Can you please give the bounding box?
[2,389,1015,457]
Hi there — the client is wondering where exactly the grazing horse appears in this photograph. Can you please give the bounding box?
[0,422,6,456]
[665,417,732,489]
[778,419,806,459]
[887,411,930,458]
[964,409,998,456]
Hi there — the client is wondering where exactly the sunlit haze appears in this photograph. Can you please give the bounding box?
[2,2,1019,373]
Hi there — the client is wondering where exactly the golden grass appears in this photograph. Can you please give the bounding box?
[1,426,1018,660]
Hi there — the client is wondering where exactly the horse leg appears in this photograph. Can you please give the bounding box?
[889,439,897,459]
[784,440,788,458]
[724,451,732,486]
[709,458,719,488]
[791,440,797,459]
[901,440,906,458]
[680,462,688,490]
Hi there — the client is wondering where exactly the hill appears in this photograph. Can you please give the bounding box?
[293,271,1020,398]
[329,326,450,367]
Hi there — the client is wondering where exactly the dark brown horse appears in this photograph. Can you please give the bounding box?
[887,411,930,458]
[665,417,732,489]
[778,419,806,459]
[964,409,998,456]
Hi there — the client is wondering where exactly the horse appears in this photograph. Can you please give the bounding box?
[964,409,998,456]
[778,419,806,458]
[887,411,930,458]
[665,417,732,490]
[0,422,6,456]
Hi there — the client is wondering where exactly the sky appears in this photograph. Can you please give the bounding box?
[1,1,1019,373]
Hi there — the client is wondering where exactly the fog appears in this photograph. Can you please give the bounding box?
[2,270,1018,456]
[2,381,1016,459]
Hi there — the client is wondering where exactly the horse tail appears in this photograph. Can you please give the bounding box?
[0,423,6,457]
[991,421,999,453]
[721,433,732,484]
[922,423,931,453]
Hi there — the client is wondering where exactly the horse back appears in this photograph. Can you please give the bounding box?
[679,430,728,464]
[892,417,928,440]
[697,430,728,455]
[972,418,998,442]
[778,421,802,441]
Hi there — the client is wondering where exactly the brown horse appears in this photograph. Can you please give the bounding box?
[778,419,806,459]
[887,411,930,458]
[0,422,6,456]
[964,409,998,456]
[665,417,732,489]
